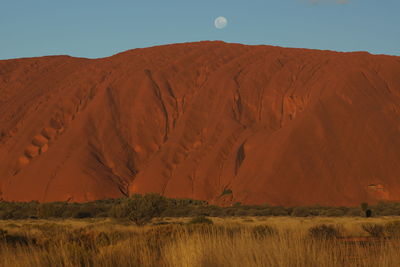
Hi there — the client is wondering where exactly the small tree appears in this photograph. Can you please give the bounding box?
[360,202,373,217]
[361,202,369,212]
[37,203,67,218]
[308,224,341,239]
[120,194,167,226]
[366,209,372,218]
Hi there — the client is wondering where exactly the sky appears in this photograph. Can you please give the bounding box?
[0,0,399,59]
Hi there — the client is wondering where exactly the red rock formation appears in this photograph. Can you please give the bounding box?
[1,41,400,206]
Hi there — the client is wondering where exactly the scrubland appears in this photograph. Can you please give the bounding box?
[1,216,400,267]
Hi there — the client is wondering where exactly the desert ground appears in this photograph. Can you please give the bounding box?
[1,216,400,267]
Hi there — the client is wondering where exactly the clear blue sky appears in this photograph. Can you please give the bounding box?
[1,0,399,59]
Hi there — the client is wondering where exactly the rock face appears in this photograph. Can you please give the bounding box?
[1,41,400,206]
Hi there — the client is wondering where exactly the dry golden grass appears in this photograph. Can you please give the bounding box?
[1,216,400,267]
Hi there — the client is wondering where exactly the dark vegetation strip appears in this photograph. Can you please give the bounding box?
[1,194,399,222]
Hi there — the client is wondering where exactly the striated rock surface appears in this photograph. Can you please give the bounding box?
[1,41,400,206]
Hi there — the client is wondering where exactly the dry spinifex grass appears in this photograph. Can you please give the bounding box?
[0,217,399,267]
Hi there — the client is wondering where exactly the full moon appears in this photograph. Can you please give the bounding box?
[214,16,228,29]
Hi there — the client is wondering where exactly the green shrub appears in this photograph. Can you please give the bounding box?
[220,188,233,196]
[308,224,340,239]
[117,194,168,226]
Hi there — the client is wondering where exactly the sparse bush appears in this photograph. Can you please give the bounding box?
[233,202,242,207]
[291,207,312,217]
[0,228,34,246]
[153,221,169,226]
[249,209,266,216]
[251,225,276,239]
[308,224,340,239]
[208,207,224,217]
[378,208,397,216]
[361,202,369,212]
[0,201,39,219]
[118,194,168,226]
[270,206,290,216]
[40,223,70,233]
[234,209,249,216]
[374,202,400,216]
[144,225,182,244]
[73,211,92,219]
[323,209,346,217]
[222,226,242,238]
[0,228,7,238]
[188,216,213,225]
[37,202,67,218]
[385,221,400,238]
[362,223,384,238]
[0,210,12,220]
[221,188,233,196]
[346,208,362,217]
[1,197,400,220]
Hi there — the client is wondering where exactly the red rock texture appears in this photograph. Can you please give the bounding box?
[1,41,400,206]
